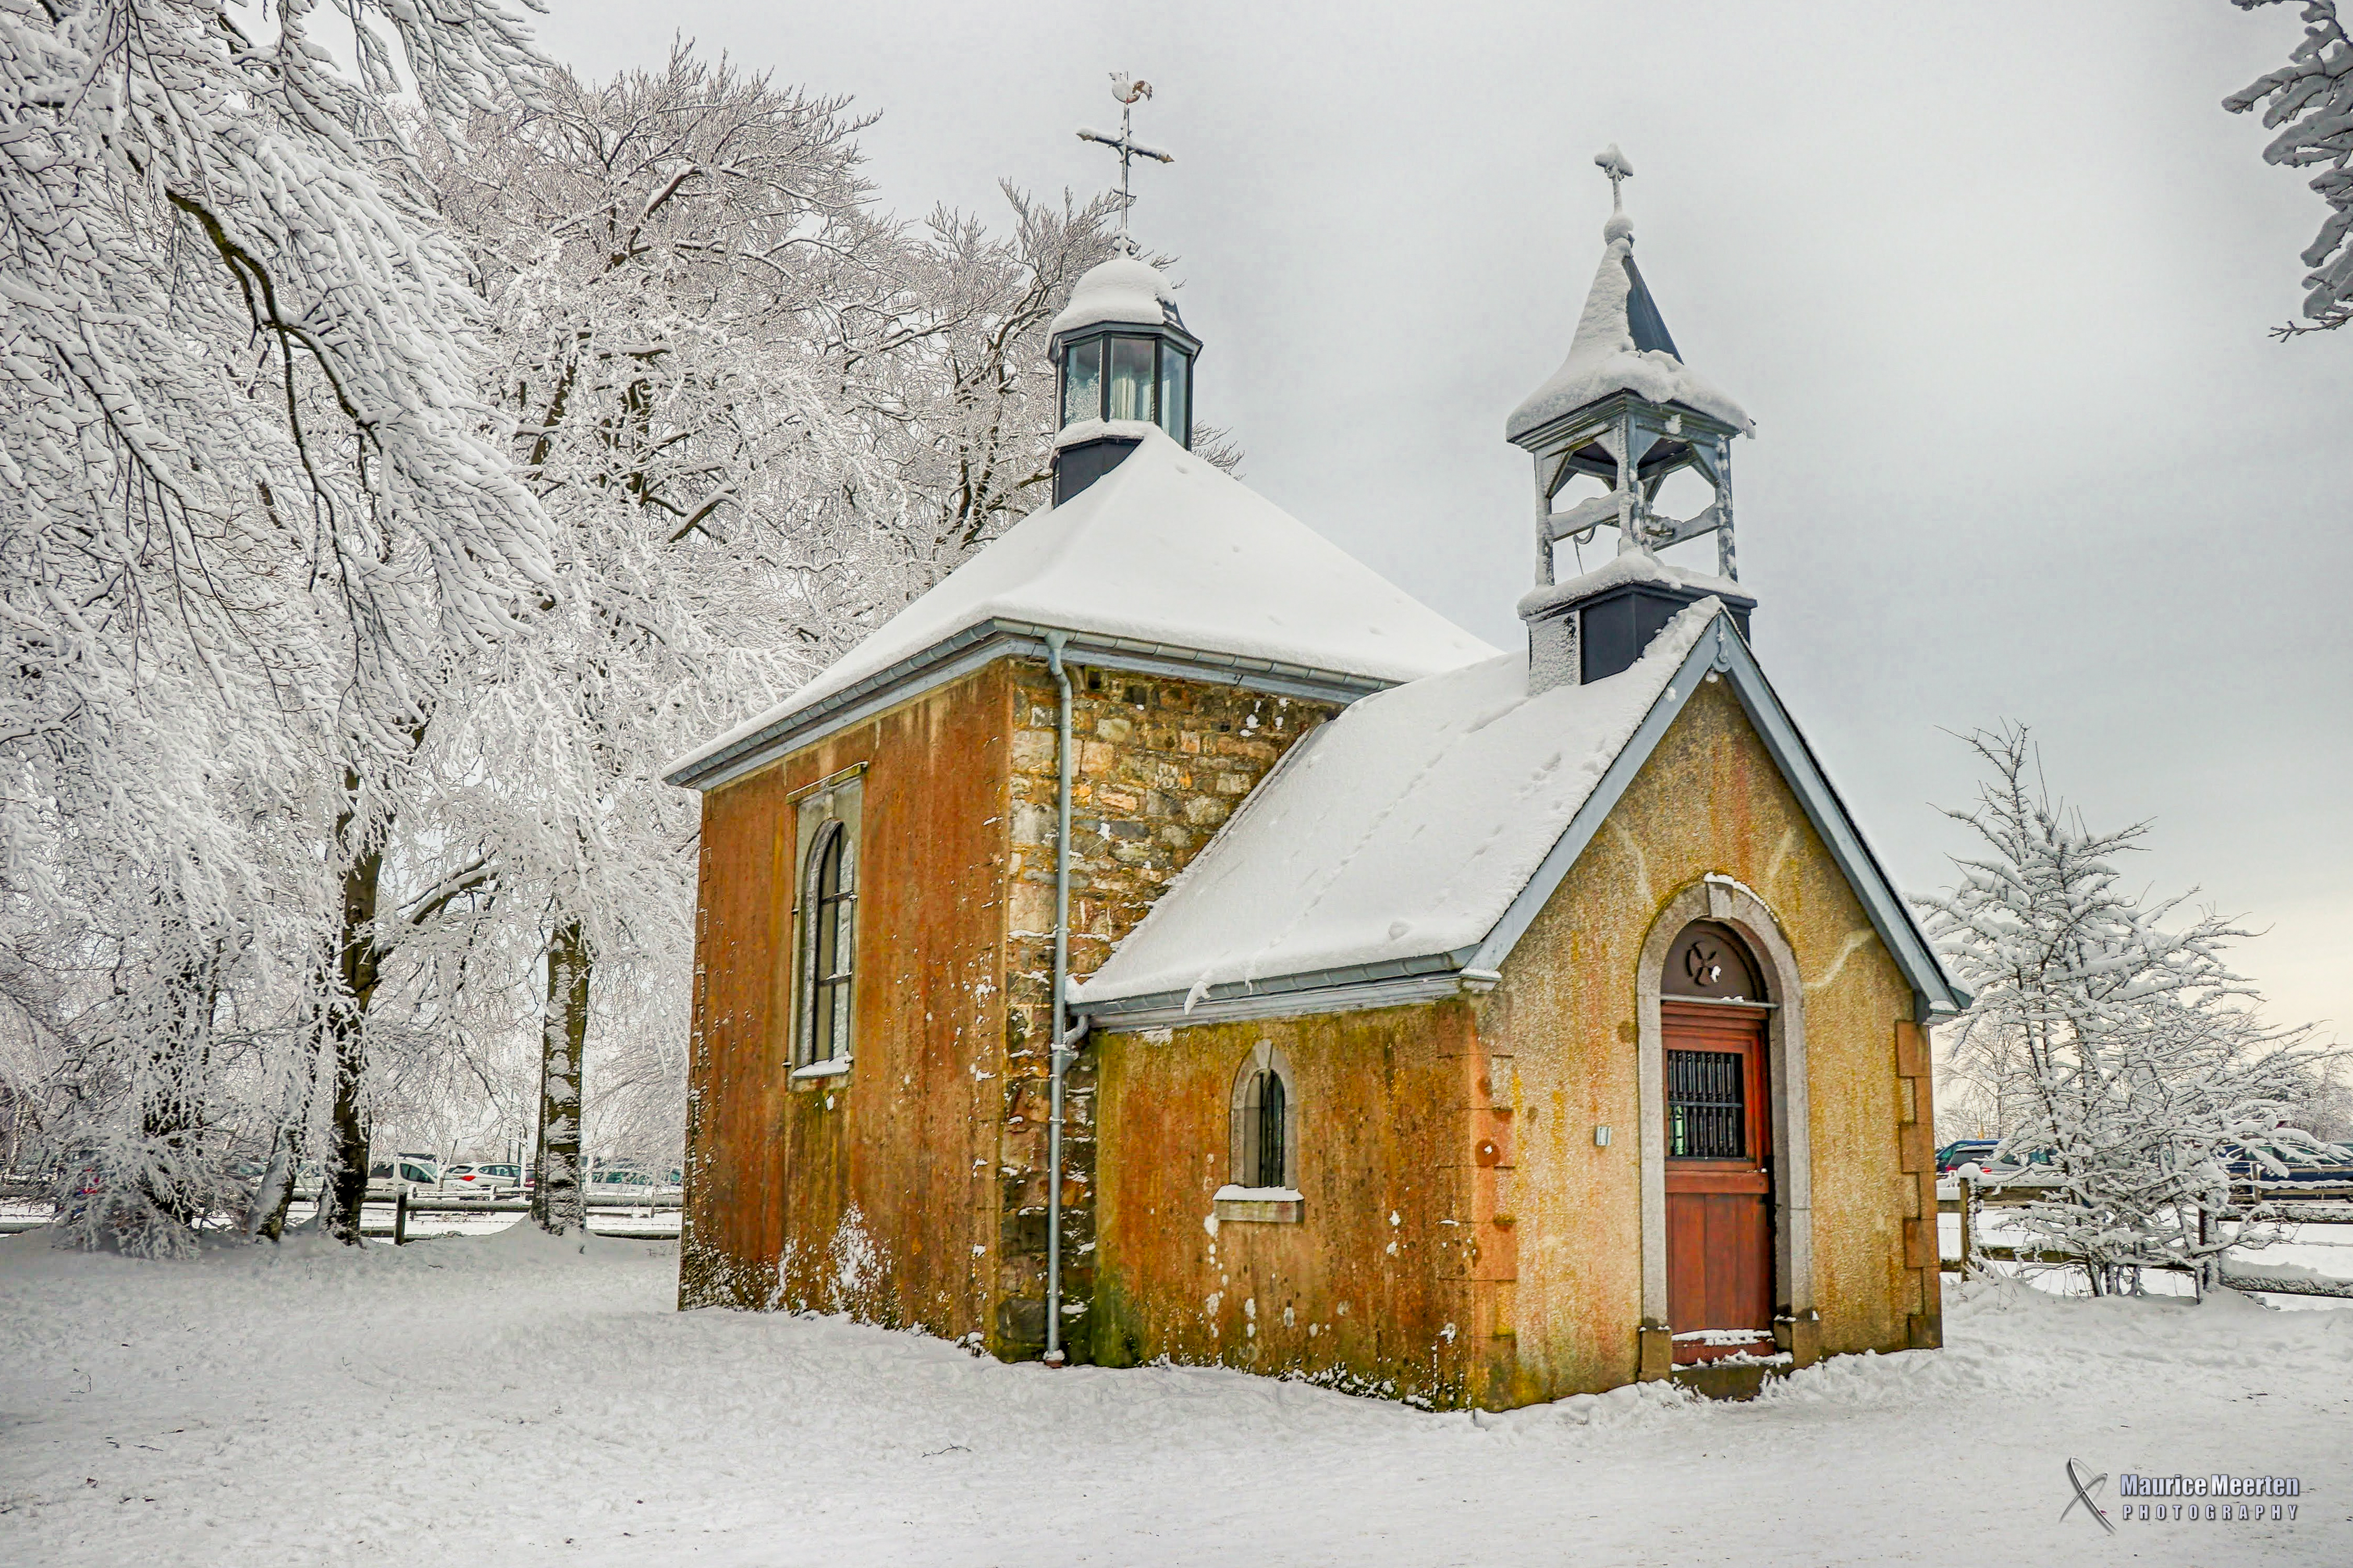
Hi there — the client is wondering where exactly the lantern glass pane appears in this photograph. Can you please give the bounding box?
[1107,336,1155,423]
[1061,338,1101,426]
[1158,349,1189,444]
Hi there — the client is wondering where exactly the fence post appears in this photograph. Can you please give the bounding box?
[2197,1207,2210,1302]
[394,1185,409,1247]
[1958,1175,1976,1279]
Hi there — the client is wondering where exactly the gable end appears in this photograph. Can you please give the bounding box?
[1467,616,1965,1019]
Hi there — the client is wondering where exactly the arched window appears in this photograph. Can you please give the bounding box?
[1244,1069,1286,1188]
[1228,1041,1297,1193]
[798,815,857,1068]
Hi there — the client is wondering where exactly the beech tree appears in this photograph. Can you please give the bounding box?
[408,50,1124,1231]
[3,16,1131,1248]
[1919,728,2339,1294]
[2,0,559,1252]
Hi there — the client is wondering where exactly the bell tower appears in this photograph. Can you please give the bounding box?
[1049,76,1201,506]
[1509,147,1757,690]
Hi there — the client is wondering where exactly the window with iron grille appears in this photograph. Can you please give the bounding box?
[803,823,854,1064]
[1242,1070,1286,1187]
[1667,1048,1745,1158]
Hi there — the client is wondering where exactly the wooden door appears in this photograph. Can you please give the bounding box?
[1662,1001,1773,1365]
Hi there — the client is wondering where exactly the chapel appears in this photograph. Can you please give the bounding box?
[665,142,1963,1406]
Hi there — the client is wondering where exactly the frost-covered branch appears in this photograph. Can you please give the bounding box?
[2224,0,2353,334]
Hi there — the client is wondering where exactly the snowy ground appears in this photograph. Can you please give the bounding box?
[3,1229,2348,1567]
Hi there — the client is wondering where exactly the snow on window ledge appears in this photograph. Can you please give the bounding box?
[1053,417,1159,451]
[789,1058,852,1083]
[1211,1185,1304,1224]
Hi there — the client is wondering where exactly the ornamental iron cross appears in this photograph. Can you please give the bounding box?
[1595,143,1633,215]
[1079,75,1174,254]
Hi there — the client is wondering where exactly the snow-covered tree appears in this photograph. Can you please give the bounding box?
[406,49,1125,1232]
[1,0,557,1252]
[2224,0,2353,334]
[4,14,1143,1251]
[1918,727,2341,1294]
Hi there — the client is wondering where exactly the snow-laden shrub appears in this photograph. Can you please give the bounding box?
[1919,727,2343,1294]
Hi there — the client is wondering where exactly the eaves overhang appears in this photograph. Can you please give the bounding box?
[1506,388,1744,455]
[1073,611,1969,1029]
[662,619,1401,793]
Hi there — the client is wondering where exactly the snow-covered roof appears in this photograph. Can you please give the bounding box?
[1505,226,1752,443]
[1049,255,1181,337]
[1077,604,1721,1006]
[1515,549,1749,620]
[665,428,1497,782]
[1079,597,1969,1020]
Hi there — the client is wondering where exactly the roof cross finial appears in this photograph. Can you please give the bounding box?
[1079,75,1174,257]
[1595,143,1635,241]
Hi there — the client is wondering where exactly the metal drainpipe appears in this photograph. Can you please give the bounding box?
[1044,632,1076,1365]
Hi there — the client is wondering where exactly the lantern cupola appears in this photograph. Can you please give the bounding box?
[1049,254,1199,504]
[1049,74,1199,505]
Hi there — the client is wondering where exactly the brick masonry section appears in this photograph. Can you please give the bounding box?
[994,660,1339,1357]
[1895,1019,1943,1350]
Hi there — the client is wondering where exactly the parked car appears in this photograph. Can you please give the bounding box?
[365,1157,441,1192]
[445,1162,525,1194]
[1935,1140,2001,1175]
[2221,1143,2353,1182]
[587,1167,663,1193]
[1936,1141,2054,1179]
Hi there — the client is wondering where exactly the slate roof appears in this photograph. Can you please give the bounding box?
[666,427,1496,786]
[1506,225,1753,442]
[1048,254,1183,336]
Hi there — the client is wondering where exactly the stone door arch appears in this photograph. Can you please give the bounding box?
[1634,878,1818,1377]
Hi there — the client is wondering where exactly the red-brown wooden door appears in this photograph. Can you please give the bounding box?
[1663,1001,1773,1365]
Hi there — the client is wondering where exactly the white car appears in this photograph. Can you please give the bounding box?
[365,1157,442,1193]
[586,1167,683,1198]
[443,1163,524,1195]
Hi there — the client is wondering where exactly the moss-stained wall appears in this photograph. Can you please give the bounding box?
[1487,678,1930,1402]
[997,663,1335,1355]
[683,647,1934,1403]
[1086,678,1934,1408]
[1087,1001,1496,1407]
[678,653,1335,1362]
[680,664,1014,1339]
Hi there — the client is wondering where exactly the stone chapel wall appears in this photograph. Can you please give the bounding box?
[1081,680,1938,1408]
[679,665,1015,1337]
[992,661,1339,1356]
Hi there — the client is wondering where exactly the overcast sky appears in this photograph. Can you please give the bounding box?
[545,0,2350,1038]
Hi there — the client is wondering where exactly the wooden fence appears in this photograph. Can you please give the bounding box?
[0,1187,684,1242]
[364,1189,682,1243]
[1938,1179,2353,1300]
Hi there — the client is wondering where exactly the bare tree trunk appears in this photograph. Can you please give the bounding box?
[315,773,387,1246]
[531,917,590,1235]
[246,1028,325,1242]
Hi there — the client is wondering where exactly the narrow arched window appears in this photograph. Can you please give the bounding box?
[1249,1070,1286,1188]
[800,817,856,1067]
[1229,1042,1297,1194]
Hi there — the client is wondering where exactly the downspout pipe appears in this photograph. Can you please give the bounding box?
[1044,632,1076,1365]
